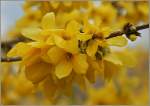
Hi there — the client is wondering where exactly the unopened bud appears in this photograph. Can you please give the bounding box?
[129,34,137,41]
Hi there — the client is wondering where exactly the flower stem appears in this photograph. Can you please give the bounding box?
[136,24,149,30]
[1,57,22,62]
[1,23,149,62]
[106,23,149,39]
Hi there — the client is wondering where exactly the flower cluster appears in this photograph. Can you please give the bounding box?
[6,1,148,100]
[86,70,148,105]
[8,1,148,38]
[2,48,148,105]
[7,12,133,99]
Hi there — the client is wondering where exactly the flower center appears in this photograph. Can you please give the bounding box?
[66,52,73,60]
[62,35,71,40]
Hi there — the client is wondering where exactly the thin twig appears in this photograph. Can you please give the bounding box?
[106,23,149,39]
[136,24,149,30]
[105,31,124,39]
[1,37,24,48]
[1,37,32,52]
[1,23,149,62]
[1,57,22,62]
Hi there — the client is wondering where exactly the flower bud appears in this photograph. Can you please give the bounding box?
[129,34,137,41]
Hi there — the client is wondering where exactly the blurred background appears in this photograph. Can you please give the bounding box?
[1,0,149,105]
[1,1,149,48]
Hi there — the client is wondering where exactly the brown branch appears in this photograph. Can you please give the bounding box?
[106,23,149,39]
[1,57,22,62]
[1,23,149,62]
[1,37,32,52]
[136,24,149,30]
[1,37,25,48]
[105,31,124,39]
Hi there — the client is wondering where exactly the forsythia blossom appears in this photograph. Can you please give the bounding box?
[6,1,148,101]
[8,12,134,99]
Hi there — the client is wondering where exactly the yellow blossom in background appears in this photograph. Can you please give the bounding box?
[1,0,149,105]
[8,9,42,39]
[6,11,132,100]
[86,60,148,105]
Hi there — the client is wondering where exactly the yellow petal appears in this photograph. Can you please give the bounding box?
[27,42,48,48]
[14,71,34,96]
[42,76,57,100]
[100,27,112,38]
[46,35,55,45]
[72,54,88,74]
[104,53,122,65]
[86,40,99,58]
[66,20,80,37]
[53,35,65,48]
[64,38,79,54]
[22,27,43,41]
[104,61,121,81]
[41,12,55,29]
[47,46,65,64]
[86,68,96,83]
[116,50,137,67]
[55,59,72,79]
[25,61,51,83]
[54,35,79,54]
[83,21,98,34]
[77,33,92,41]
[107,36,128,47]
[75,75,86,90]
[88,57,104,72]
[42,29,65,36]
[41,53,52,63]
[49,1,59,9]
[66,10,80,23]
[7,42,31,57]
[22,48,41,66]
[63,1,72,7]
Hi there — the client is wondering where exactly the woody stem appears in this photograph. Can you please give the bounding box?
[106,23,149,39]
[1,23,149,62]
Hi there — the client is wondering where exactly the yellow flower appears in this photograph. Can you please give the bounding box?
[118,2,145,24]
[46,20,90,79]
[136,2,149,22]
[41,75,57,101]
[47,46,88,79]
[6,1,148,102]
[88,3,117,26]
[56,10,80,28]
[50,20,80,54]
[7,42,32,57]
[8,9,42,38]
[103,53,123,81]
[21,12,64,43]
[87,48,137,81]
[115,49,137,68]
[13,71,34,96]
[7,42,52,85]
[79,19,128,60]
[86,83,120,105]
[89,53,123,81]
